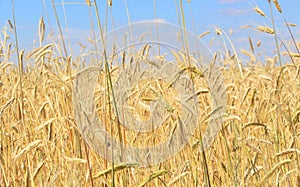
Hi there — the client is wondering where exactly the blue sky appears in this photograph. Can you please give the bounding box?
[0,0,299,60]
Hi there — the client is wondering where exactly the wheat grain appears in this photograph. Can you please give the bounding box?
[257,26,274,34]
[26,43,54,59]
[14,140,43,160]
[254,7,266,17]
[108,0,112,6]
[93,162,138,179]
[248,37,254,53]
[241,49,256,62]
[167,171,190,186]
[273,0,282,13]
[215,28,222,35]
[240,25,251,29]
[275,148,300,156]
[85,0,91,6]
[256,40,262,47]
[243,122,268,129]
[137,170,168,187]
[35,118,55,131]
[0,98,15,116]
[198,31,211,39]
[39,16,45,44]
[285,23,297,27]
[64,156,88,164]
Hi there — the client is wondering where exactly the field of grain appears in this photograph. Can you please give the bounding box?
[1,1,300,186]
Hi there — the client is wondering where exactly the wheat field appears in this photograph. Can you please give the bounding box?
[1,1,300,186]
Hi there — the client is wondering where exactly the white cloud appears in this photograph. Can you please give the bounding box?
[130,18,168,25]
[221,8,249,16]
[217,0,245,4]
[151,18,168,24]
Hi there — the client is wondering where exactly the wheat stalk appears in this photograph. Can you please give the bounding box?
[259,159,292,185]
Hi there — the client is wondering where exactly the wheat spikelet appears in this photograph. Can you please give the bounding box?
[254,7,266,17]
[240,25,251,29]
[243,122,268,129]
[14,140,43,160]
[273,0,282,13]
[93,162,138,179]
[167,171,190,186]
[64,156,87,164]
[259,74,273,81]
[85,0,91,6]
[241,49,256,62]
[35,118,55,131]
[38,16,45,44]
[7,19,13,29]
[198,31,210,39]
[256,40,262,47]
[248,37,254,53]
[257,26,274,34]
[215,28,222,35]
[34,49,53,64]
[0,98,15,116]
[285,23,297,27]
[108,0,112,7]
[26,43,54,59]
[275,148,300,156]
[137,170,168,187]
